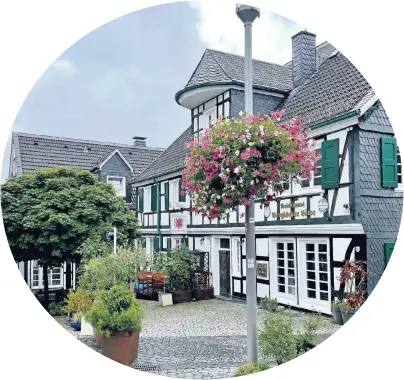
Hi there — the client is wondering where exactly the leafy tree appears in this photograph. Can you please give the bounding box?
[1,166,140,309]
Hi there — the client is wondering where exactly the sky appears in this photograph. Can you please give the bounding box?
[2,1,322,180]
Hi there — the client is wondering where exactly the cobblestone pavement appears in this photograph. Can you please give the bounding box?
[59,299,341,379]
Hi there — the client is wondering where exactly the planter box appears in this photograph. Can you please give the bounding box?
[94,328,104,345]
[158,292,173,307]
[80,317,93,336]
[172,290,192,304]
[101,331,140,366]
[331,304,344,325]
[193,288,214,300]
[341,308,357,324]
[70,321,81,331]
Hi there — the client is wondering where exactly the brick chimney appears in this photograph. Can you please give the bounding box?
[132,136,147,147]
[291,30,316,88]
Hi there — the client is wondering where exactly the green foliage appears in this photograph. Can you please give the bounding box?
[0,166,140,265]
[166,245,195,291]
[260,296,278,312]
[85,284,144,337]
[234,362,271,377]
[80,235,113,263]
[259,312,327,365]
[258,312,297,365]
[72,311,85,322]
[79,246,147,292]
[338,301,351,312]
[48,302,65,316]
[64,288,93,314]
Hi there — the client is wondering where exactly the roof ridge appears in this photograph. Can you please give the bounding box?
[13,131,164,152]
[207,48,289,68]
[206,50,234,81]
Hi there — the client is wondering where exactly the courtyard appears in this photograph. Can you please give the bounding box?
[58,298,341,379]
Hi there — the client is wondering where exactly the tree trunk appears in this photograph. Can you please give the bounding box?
[65,260,72,291]
[43,264,49,311]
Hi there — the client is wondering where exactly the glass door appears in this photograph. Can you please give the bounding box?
[270,239,298,306]
[298,240,331,313]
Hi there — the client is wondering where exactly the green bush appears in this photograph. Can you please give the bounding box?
[258,312,297,365]
[85,284,144,337]
[259,312,327,365]
[234,362,271,377]
[260,296,278,311]
[48,302,65,316]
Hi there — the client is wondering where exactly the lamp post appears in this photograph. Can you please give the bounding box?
[236,3,260,363]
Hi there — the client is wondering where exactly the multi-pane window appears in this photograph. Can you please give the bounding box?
[192,91,230,141]
[31,261,63,288]
[107,176,125,197]
[300,143,322,189]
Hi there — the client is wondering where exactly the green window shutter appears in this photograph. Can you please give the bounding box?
[138,189,144,213]
[153,237,160,252]
[166,238,172,253]
[321,139,340,189]
[384,242,395,265]
[181,237,188,247]
[381,137,398,188]
[179,179,186,202]
[151,185,158,211]
[164,182,170,210]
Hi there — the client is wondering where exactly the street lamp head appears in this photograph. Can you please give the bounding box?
[236,4,260,24]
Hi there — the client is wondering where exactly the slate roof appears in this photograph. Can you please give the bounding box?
[12,132,164,177]
[138,41,376,183]
[282,51,372,126]
[181,49,293,94]
[133,126,192,183]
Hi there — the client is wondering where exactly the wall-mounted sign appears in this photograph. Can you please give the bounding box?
[272,209,315,219]
[257,262,269,280]
[170,213,187,233]
[318,198,329,213]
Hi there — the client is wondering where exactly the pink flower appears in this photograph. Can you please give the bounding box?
[244,201,251,207]
[205,172,213,180]
[224,198,231,204]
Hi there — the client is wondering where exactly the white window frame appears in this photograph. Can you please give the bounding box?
[231,238,241,277]
[295,139,324,195]
[143,186,152,212]
[107,176,126,197]
[30,261,64,289]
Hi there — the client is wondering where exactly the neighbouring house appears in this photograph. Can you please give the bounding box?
[8,133,164,292]
[131,30,403,314]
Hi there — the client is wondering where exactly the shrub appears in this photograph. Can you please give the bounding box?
[85,284,144,337]
[64,288,93,314]
[260,296,278,311]
[234,362,271,377]
[295,314,327,352]
[258,312,297,365]
[48,302,65,316]
[166,245,195,291]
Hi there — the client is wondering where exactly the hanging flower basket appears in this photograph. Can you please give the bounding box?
[181,111,320,220]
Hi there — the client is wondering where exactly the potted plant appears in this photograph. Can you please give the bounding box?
[64,288,94,336]
[70,312,84,331]
[166,245,194,303]
[85,284,144,365]
[331,298,343,325]
[337,260,367,324]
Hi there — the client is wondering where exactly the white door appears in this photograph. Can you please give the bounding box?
[298,239,331,313]
[270,239,298,306]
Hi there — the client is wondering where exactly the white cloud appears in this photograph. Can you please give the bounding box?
[50,58,77,77]
[189,1,306,64]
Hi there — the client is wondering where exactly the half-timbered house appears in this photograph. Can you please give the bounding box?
[132,31,403,314]
[8,133,164,291]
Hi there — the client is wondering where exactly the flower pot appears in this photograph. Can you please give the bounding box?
[331,304,344,325]
[101,331,140,366]
[193,287,214,300]
[172,290,193,304]
[341,308,357,324]
[80,316,94,336]
[158,292,173,306]
[94,329,104,345]
[70,321,81,331]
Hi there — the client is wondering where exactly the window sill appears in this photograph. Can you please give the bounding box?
[275,189,324,199]
[394,186,404,193]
